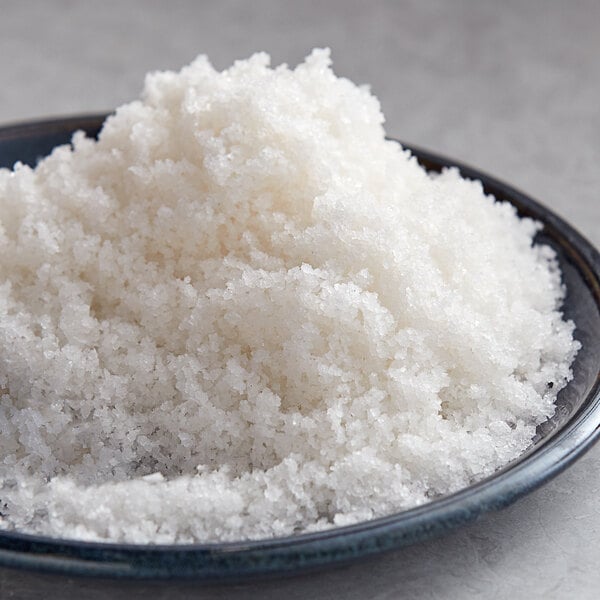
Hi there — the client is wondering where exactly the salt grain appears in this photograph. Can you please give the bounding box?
[0,49,579,543]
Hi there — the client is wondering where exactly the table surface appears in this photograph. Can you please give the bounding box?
[1,1,599,598]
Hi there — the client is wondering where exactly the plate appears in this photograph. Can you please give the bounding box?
[0,115,598,582]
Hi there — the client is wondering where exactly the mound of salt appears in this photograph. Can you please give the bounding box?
[0,49,578,543]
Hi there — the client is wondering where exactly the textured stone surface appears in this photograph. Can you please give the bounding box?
[0,1,599,598]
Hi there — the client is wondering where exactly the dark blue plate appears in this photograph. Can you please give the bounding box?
[0,115,599,584]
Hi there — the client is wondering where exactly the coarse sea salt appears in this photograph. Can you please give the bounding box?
[0,49,579,543]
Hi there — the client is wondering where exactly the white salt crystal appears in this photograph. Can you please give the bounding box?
[0,49,579,543]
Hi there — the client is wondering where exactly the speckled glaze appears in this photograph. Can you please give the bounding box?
[0,115,598,583]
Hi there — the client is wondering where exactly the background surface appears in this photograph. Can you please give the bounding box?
[1,1,599,598]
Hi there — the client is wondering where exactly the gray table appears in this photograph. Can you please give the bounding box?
[1,1,599,598]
